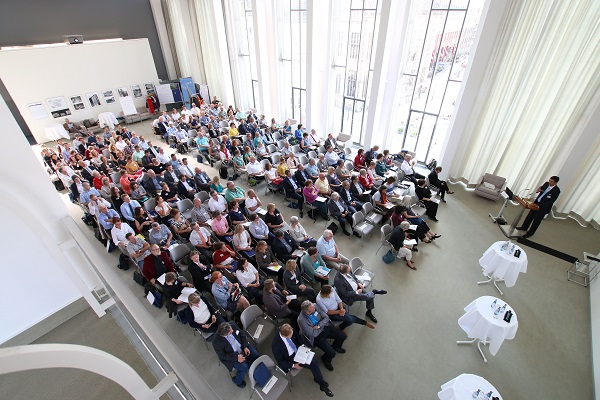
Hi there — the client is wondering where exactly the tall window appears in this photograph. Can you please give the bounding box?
[389,0,484,162]
[234,0,257,110]
[277,0,307,124]
[331,0,381,145]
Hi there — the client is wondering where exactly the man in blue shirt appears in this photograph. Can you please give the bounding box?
[120,194,141,222]
[294,124,304,143]
[212,322,260,388]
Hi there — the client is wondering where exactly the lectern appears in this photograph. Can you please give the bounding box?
[499,195,539,238]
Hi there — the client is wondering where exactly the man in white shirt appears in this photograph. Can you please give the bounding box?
[120,194,142,222]
[208,190,228,213]
[316,229,349,271]
[324,146,340,167]
[179,158,195,179]
[125,232,150,270]
[156,148,170,164]
[88,194,111,216]
[111,218,135,249]
[400,154,423,184]
[245,156,264,180]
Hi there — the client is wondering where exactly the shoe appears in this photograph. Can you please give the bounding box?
[365,321,375,329]
[320,385,334,397]
[433,234,441,239]
[447,191,454,194]
[333,347,346,354]
[233,379,246,388]
[515,226,526,231]
[353,232,361,238]
[300,211,304,218]
[407,262,417,270]
[343,230,351,236]
[374,290,387,295]
[423,239,432,243]
[321,357,334,371]
[412,247,419,252]
[366,311,378,323]
[315,379,329,387]
[430,217,439,222]
[441,199,446,203]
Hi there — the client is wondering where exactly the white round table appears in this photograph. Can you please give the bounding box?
[478,241,527,294]
[457,296,518,361]
[438,373,503,400]
[44,124,70,141]
[98,112,118,129]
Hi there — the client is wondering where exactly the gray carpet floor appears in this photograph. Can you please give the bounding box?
[17,120,597,399]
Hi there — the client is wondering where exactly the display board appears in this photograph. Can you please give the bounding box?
[156,83,175,104]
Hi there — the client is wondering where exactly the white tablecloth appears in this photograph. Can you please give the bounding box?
[458,296,518,356]
[98,112,119,129]
[479,241,527,287]
[438,373,503,400]
[44,124,70,141]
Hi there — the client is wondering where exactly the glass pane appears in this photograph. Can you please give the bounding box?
[425,10,464,114]
[300,10,307,88]
[404,3,432,75]
[364,0,378,10]
[449,0,484,81]
[332,66,345,135]
[415,114,436,162]
[450,0,469,9]
[433,0,450,9]
[404,112,423,152]
[341,98,354,136]
[351,0,364,9]
[291,0,300,9]
[300,89,306,125]
[291,11,301,87]
[352,100,365,143]
[281,61,292,118]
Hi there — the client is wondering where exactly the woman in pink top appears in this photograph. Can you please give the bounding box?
[211,211,233,242]
[302,180,328,219]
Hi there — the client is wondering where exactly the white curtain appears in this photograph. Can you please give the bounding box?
[193,0,235,105]
[450,0,600,225]
[165,0,192,78]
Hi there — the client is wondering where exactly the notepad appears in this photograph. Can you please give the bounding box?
[177,287,196,303]
[267,265,282,272]
[316,196,327,202]
[357,272,372,282]
[430,198,440,204]
[286,295,297,300]
[157,274,166,285]
[385,202,394,209]
[292,249,304,257]
[146,291,155,304]
[262,375,279,394]
[256,208,267,215]
[409,225,418,231]
[293,345,315,364]
[315,265,331,276]
[253,324,264,339]
[404,239,417,247]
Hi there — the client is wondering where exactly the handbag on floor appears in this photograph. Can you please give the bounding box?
[382,250,395,264]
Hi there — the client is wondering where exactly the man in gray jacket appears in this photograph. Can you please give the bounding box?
[297,300,346,372]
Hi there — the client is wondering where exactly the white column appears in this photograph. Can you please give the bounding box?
[177,0,205,84]
[252,0,277,116]
[148,0,177,80]
[306,0,333,136]
[438,0,513,180]
[363,0,412,149]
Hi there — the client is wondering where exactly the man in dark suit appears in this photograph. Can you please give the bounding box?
[294,164,309,187]
[193,167,211,191]
[155,117,169,138]
[212,321,260,388]
[176,175,196,199]
[78,161,96,183]
[428,166,454,202]
[272,324,334,397]
[334,264,387,323]
[517,176,561,238]
[339,180,363,214]
[327,192,355,236]
[143,170,164,197]
[272,230,303,262]
[163,164,180,191]
[350,175,372,202]
[282,170,304,218]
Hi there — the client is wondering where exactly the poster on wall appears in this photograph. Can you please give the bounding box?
[156,84,175,104]
[46,96,71,118]
[86,92,101,107]
[117,87,129,98]
[102,89,116,104]
[119,96,138,116]
[27,102,49,120]
[69,95,86,111]
[145,83,156,96]
[131,84,143,98]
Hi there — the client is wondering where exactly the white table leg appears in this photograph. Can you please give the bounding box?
[457,338,488,363]
[477,275,505,295]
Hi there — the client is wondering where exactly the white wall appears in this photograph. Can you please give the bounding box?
[0,94,100,344]
[0,39,159,143]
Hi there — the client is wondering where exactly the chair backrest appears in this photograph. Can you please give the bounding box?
[277,140,286,149]
[381,224,392,241]
[260,159,270,170]
[240,304,263,330]
[177,198,193,213]
[307,150,317,160]
[291,145,301,154]
[188,129,198,138]
[298,155,309,165]
[110,172,122,184]
[144,197,156,213]
[170,243,190,263]
[344,147,352,156]
[396,170,406,182]
[349,257,364,271]
[102,149,111,158]
[273,132,282,141]
[267,144,278,153]
[249,355,276,391]
[345,161,354,171]
[363,202,374,214]
[195,191,210,203]
[271,154,281,165]
[317,146,326,154]
[410,195,420,206]
[352,210,364,226]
